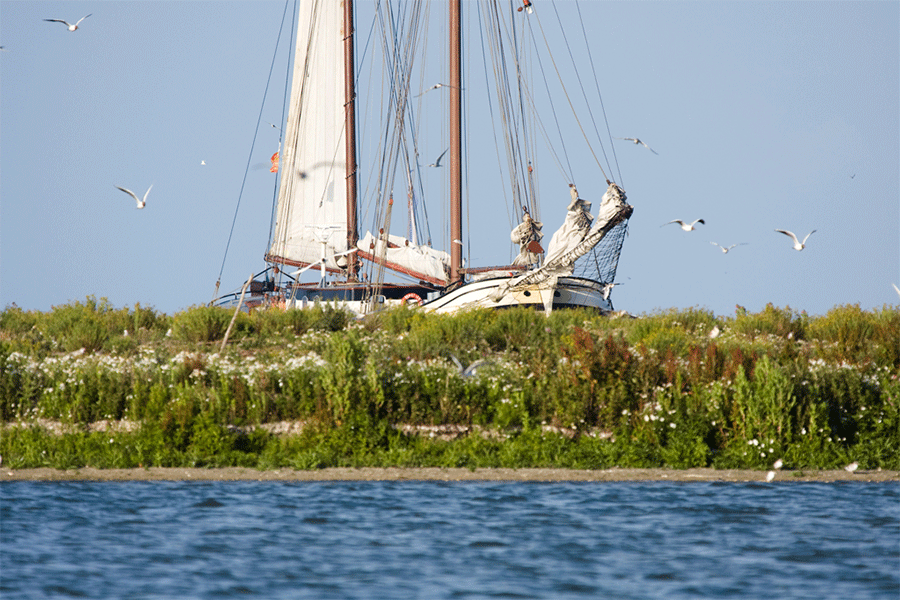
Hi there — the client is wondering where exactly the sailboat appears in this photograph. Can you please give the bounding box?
[214,0,633,316]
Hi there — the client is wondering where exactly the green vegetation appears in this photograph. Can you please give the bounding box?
[1,297,898,471]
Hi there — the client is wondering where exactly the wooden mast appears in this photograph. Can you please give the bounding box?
[344,0,359,279]
[449,0,462,283]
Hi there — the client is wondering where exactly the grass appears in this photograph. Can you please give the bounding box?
[1,298,897,471]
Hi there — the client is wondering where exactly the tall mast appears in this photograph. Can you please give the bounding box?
[344,0,359,278]
[449,0,462,283]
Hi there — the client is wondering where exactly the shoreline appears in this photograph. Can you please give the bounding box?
[3,467,898,483]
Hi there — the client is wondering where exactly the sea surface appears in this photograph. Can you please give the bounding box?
[1,480,897,599]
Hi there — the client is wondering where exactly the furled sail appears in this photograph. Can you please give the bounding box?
[356,232,450,285]
[489,182,632,302]
[268,1,349,270]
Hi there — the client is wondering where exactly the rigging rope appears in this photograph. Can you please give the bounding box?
[531,4,608,183]
[267,0,298,280]
[572,0,623,186]
[215,0,292,293]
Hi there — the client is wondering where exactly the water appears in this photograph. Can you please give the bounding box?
[1,480,897,599]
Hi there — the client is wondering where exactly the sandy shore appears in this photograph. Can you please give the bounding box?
[2,467,897,483]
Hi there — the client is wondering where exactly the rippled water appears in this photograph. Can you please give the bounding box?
[1,480,897,599]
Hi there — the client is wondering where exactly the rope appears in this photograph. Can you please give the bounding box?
[268,0,298,286]
[570,0,623,186]
[531,4,608,182]
[215,0,292,291]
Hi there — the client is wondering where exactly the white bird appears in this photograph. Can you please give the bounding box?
[775,229,816,251]
[428,148,449,168]
[601,282,623,300]
[449,354,491,378]
[844,461,858,473]
[115,184,152,209]
[616,137,658,155]
[710,242,747,254]
[773,458,783,470]
[663,219,705,231]
[766,471,776,482]
[416,82,459,97]
[709,325,720,339]
[892,283,900,299]
[44,14,91,31]
[200,160,206,166]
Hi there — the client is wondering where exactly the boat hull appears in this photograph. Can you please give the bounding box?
[423,276,614,314]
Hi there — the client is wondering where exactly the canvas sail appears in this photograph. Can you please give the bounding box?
[268,1,349,270]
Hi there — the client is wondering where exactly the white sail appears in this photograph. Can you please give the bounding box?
[357,232,450,285]
[269,1,349,270]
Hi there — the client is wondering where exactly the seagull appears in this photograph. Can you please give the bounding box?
[775,229,816,251]
[200,160,206,166]
[892,283,900,299]
[601,282,623,300]
[115,184,152,209]
[416,83,459,97]
[773,458,783,470]
[844,461,858,473]
[428,148,449,168]
[44,14,91,31]
[710,242,747,254]
[616,137,658,155]
[663,219,705,231]
[449,354,491,378]
[766,471,776,482]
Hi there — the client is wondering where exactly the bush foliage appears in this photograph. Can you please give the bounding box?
[1,299,897,471]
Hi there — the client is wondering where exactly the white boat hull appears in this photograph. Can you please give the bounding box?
[423,276,613,314]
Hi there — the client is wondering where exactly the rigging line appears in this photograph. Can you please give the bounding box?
[562,0,620,185]
[268,0,297,266]
[480,2,522,233]
[355,2,383,238]
[495,3,528,223]
[216,0,292,287]
[548,0,614,179]
[522,16,574,184]
[532,6,608,182]
[512,20,572,186]
[506,1,534,218]
[528,13,575,182]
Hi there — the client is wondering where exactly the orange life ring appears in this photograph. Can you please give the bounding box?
[402,293,423,306]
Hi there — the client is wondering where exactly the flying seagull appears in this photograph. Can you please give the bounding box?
[428,148,449,168]
[765,471,776,482]
[663,219,705,231]
[892,283,900,299]
[449,354,491,378]
[115,184,152,209]
[710,242,747,254]
[775,229,816,251]
[616,137,658,154]
[44,14,91,31]
[773,458,783,470]
[416,82,460,97]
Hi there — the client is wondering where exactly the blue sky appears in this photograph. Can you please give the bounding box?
[1,1,897,318]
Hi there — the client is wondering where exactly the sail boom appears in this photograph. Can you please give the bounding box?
[264,253,347,275]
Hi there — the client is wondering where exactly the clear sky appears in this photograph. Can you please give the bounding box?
[2,1,897,318]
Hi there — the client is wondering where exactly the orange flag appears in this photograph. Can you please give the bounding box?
[270,151,279,173]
